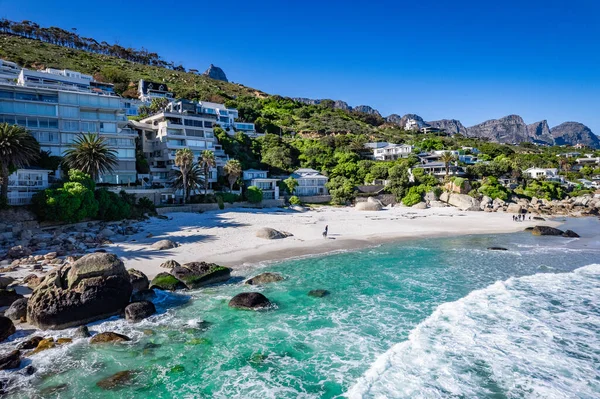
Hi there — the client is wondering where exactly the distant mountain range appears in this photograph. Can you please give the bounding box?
[293,98,600,148]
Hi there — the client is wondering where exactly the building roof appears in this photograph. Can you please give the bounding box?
[243,169,267,173]
[291,168,327,178]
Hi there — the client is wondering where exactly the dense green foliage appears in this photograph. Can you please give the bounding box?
[246,186,263,203]
[516,180,566,201]
[478,177,509,200]
[95,188,131,221]
[289,196,302,205]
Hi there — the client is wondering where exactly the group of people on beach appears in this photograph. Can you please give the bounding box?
[513,214,531,222]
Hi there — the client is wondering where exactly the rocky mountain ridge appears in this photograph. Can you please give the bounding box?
[291,97,598,148]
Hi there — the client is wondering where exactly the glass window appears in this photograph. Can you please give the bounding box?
[59,92,79,105]
[99,122,116,133]
[0,91,13,99]
[59,106,79,118]
[81,111,97,120]
[204,121,213,128]
[61,120,79,131]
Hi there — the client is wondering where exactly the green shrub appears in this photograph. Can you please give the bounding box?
[246,186,263,203]
[402,185,426,206]
[326,176,355,205]
[452,177,466,188]
[95,188,130,221]
[32,180,98,223]
[289,195,302,205]
[218,192,241,203]
[137,197,156,213]
[216,195,225,210]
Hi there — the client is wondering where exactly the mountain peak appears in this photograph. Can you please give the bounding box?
[203,64,228,82]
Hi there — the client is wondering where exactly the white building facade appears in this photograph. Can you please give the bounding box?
[373,144,413,161]
[290,168,329,196]
[6,167,51,205]
[243,169,280,200]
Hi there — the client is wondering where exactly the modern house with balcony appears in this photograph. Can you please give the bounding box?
[132,99,231,187]
[523,167,563,183]
[138,80,174,103]
[289,168,329,196]
[0,63,137,185]
[372,143,413,161]
[242,169,280,199]
[6,167,52,205]
[413,162,466,178]
[0,59,20,83]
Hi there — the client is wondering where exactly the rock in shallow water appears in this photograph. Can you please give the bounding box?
[228,292,272,310]
[96,370,136,390]
[244,272,284,285]
[90,332,131,344]
[562,230,580,238]
[17,336,43,350]
[170,262,231,289]
[0,350,21,370]
[150,273,185,291]
[531,226,564,236]
[26,252,132,330]
[125,301,156,322]
[487,247,508,251]
[5,298,27,321]
[128,268,149,293]
[0,317,15,342]
[308,289,330,298]
[75,325,91,338]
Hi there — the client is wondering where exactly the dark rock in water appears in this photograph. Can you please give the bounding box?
[532,226,564,236]
[30,338,55,354]
[128,269,149,293]
[39,383,68,396]
[228,292,272,310]
[125,301,156,322]
[21,365,35,375]
[202,64,228,82]
[562,230,580,238]
[160,259,180,269]
[0,289,24,307]
[308,289,330,298]
[0,276,14,289]
[487,247,508,251]
[170,262,231,289]
[131,288,156,302]
[150,273,185,291]
[96,370,136,390]
[90,332,131,344]
[0,317,15,342]
[0,350,21,370]
[524,227,534,231]
[533,216,546,221]
[26,253,133,329]
[75,325,91,338]
[143,342,161,350]
[5,298,28,321]
[17,336,43,350]
[245,272,284,285]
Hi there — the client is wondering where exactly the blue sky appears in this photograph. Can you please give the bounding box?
[1,0,599,132]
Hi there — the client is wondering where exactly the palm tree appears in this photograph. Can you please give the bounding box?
[0,123,40,206]
[63,133,117,181]
[172,162,202,203]
[174,148,194,204]
[223,159,242,192]
[439,151,456,177]
[200,150,216,195]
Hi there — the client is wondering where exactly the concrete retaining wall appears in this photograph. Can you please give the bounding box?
[297,195,331,204]
[156,199,285,215]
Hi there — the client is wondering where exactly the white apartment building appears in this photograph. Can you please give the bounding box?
[290,168,329,196]
[0,59,20,83]
[242,169,280,199]
[373,144,414,161]
[6,167,51,205]
[0,62,137,184]
[523,167,559,179]
[576,154,600,166]
[132,99,230,186]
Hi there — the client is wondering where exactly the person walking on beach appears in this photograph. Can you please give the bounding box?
[323,225,328,238]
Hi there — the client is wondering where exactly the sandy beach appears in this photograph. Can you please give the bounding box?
[109,206,555,279]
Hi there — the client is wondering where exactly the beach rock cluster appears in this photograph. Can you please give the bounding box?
[150,262,231,290]
[530,226,580,238]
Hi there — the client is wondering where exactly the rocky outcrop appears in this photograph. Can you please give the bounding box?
[0,317,15,342]
[90,332,131,344]
[160,259,180,269]
[353,105,381,116]
[170,262,231,289]
[17,336,43,350]
[128,269,149,293]
[551,122,600,149]
[440,192,481,211]
[26,253,133,330]
[125,301,156,322]
[245,273,284,285]
[202,64,228,82]
[385,114,403,125]
[526,120,554,145]
[531,226,564,236]
[5,298,27,321]
[75,325,91,338]
[467,115,529,144]
[150,273,185,291]
[229,292,272,310]
[256,228,294,239]
[151,240,178,250]
[562,230,580,238]
[427,119,467,135]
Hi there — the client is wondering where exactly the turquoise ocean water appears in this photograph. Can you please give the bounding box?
[2,218,600,398]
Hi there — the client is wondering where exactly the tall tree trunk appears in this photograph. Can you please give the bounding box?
[182,173,187,205]
[204,167,209,196]
[0,164,9,206]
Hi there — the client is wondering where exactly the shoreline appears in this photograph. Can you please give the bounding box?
[110,206,562,279]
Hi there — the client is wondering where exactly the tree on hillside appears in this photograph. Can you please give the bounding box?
[200,150,216,195]
[223,159,242,192]
[0,123,40,207]
[172,162,202,203]
[63,133,117,182]
[174,148,194,204]
[283,177,298,195]
[439,152,456,177]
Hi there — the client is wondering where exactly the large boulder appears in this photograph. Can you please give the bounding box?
[125,301,156,322]
[5,298,28,321]
[90,332,131,344]
[531,226,564,236]
[355,202,382,211]
[444,193,481,211]
[255,228,293,239]
[245,273,284,285]
[170,262,231,289]
[159,259,180,269]
[7,245,31,259]
[506,203,522,214]
[151,240,178,250]
[27,253,133,330]
[411,202,428,209]
[228,292,272,310]
[0,317,15,342]
[150,273,186,291]
[127,269,149,293]
[0,276,15,289]
[562,230,580,238]
[0,350,21,370]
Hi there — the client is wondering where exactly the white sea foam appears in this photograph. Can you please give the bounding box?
[347,264,600,399]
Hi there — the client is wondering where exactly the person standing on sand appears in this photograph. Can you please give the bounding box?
[323,225,328,238]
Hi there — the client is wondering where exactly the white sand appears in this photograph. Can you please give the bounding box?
[110,206,553,279]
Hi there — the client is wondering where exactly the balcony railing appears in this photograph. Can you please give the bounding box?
[8,180,45,187]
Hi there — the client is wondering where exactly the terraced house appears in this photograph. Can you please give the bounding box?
[0,60,137,185]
